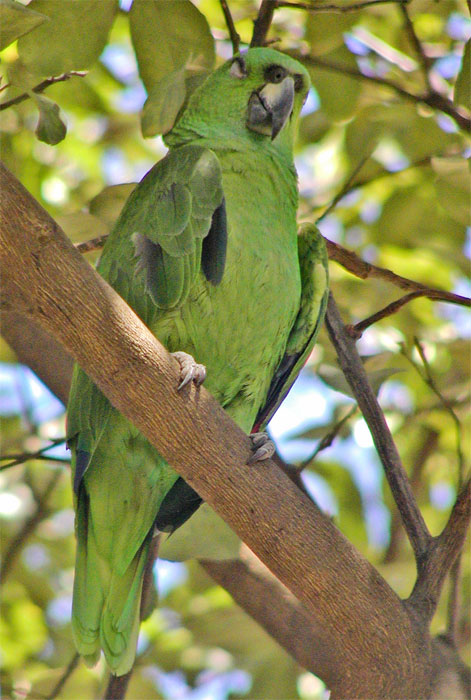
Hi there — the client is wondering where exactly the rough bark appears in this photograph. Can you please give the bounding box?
[0,162,435,698]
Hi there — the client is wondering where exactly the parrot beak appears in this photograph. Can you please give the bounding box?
[247,76,295,140]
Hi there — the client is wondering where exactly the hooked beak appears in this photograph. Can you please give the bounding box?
[246,76,295,140]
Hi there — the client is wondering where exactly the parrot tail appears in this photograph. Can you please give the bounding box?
[71,492,154,676]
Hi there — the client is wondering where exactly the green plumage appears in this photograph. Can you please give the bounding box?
[67,48,328,675]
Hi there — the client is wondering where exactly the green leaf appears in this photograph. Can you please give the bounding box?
[130,0,215,95]
[56,211,109,243]
[454,40,471,112]
[0,0,48,51]
[33,93,66,144]
[17,0,118,76]
[89,184,137,228]
[307,47,361,121]
[432,157,471,226]
[305,12,356,56]
[141,68,186,137]
[159,503,240,561]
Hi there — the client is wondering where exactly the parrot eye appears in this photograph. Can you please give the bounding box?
[230,56,247,79]
[265,64,288,84]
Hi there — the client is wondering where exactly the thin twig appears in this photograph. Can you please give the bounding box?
[75,234,109,254]
[406,339,466,479]
[250,0,276,47]
[399,3,431,81]
[0,71,87,112]
[325,293,431,560]
[46,653,80,700]
[408,477,471,622]
[316,154,371,224]
[294,53,471,132]
[219,0,241,54]
[324,237,471,308]
[299,405,358,470]
[347,289,470,338]
[277,0,409,12]
[0,437,66,470]
[1,469,62,582]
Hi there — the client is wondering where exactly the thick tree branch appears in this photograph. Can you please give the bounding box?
[201,546,337,685]
[0,163,433,698]
[325,294,432,560]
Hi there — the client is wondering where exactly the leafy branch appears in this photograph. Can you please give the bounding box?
[0,71,87,112]
[295,53,471,132]
[326,294,471,624]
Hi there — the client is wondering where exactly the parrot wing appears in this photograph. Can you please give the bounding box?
[101,143,226,310]
[253,224,329,432]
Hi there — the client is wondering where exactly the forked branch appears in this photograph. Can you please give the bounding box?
[325,293,432,560]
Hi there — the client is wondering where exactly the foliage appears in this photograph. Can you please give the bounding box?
[0,1,470,698]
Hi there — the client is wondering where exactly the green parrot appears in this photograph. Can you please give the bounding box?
[67,47,328,676]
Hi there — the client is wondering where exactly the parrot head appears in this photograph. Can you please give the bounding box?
[165,48,310,157]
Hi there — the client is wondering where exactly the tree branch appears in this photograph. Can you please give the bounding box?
[0,71,87,112]
[0,162,434,698]
[250,0,275,48]
[277,0,409,13]
[78,233,471,312]
[1,438,66,470]
[201,546,338,686]
[324,237,471,307]
[408,477,471,623]
[219,0,240,54]
[325,293,432,560]
[294,53,471,132]
[46,653,80,700]
[399,3,431,81]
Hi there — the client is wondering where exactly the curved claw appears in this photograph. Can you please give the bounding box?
[172,351,207,391]
[247,432,275,464]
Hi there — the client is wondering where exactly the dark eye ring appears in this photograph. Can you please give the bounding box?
[265,64,288,84]
[294,74,304,92]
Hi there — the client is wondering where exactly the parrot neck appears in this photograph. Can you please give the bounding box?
[165,119,296,172]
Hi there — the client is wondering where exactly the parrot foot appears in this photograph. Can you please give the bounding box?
[247,432,275,464]
[172,351,207,390]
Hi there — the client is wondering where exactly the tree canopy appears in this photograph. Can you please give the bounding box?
[0,1,470,699]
